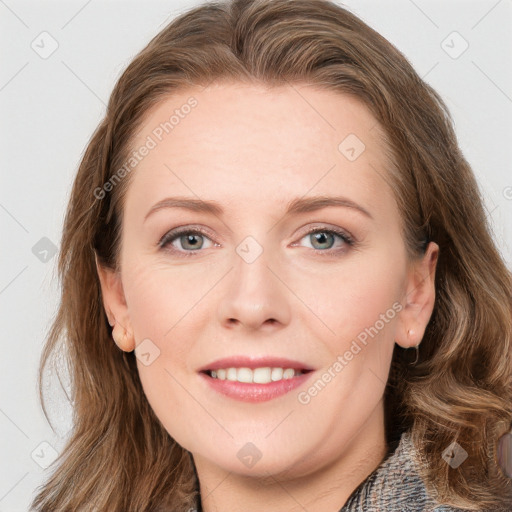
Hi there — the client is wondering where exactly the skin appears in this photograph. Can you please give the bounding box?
[96,81,439,512]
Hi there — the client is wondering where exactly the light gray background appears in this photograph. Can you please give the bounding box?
[1,0,511,510]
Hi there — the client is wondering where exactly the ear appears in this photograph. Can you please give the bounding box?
[94,252,135,352]
[395,242,439,348]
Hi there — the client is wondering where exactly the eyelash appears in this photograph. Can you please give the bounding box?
[157,225,355,258]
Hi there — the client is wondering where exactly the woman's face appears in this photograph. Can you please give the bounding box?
[97,82,437,479]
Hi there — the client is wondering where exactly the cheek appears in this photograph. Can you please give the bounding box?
[123,264,175,339]
[121,263,199,435]
[292,248,406,353]
[122,258,210,344]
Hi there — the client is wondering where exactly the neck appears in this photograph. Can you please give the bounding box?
[193,400,388,512]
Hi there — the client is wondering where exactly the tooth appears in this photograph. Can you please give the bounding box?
[226,368,237,381]
[271,367,284,381]
[283,368,295,379]
[209,367,304,382]
[253,367,272,384]
[237,367,253,383]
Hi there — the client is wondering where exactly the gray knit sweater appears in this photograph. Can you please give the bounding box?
[339,430,503,512]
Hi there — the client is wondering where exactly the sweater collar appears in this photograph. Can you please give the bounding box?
[338,430,440,511]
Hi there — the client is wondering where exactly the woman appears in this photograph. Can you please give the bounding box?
[31,0,511,510]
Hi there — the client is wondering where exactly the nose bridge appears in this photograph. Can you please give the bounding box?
[234,236,270,299]
[216,234,290,330]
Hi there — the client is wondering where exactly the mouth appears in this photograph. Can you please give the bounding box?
[198,365,315,403]
[200,367,313,384]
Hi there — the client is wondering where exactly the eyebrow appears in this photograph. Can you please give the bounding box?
[144,195,373,222]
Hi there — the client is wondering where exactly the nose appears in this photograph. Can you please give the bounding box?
[216,247,291,332]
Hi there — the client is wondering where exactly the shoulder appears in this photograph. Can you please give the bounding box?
[340,431,500,512]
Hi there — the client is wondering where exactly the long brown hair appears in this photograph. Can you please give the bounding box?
[31,0,512,510]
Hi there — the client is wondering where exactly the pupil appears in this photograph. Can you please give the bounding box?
[313,232,333,249]
[184,234,201,249]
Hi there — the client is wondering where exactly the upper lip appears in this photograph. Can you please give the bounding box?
[198,356,315,372]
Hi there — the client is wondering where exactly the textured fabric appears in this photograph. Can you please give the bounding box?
[338,430,495,512]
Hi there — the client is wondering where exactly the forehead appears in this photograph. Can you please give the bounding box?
[125,81,395,218]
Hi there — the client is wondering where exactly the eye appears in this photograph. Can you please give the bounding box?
[158,225,355,257]
[294,226,354,254]
[158,227,216,256]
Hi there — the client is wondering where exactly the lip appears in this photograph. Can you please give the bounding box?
[198,370,314,403]
[197,356,315,372]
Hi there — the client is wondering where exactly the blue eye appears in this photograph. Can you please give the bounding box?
[158,225,355,257]
[159,228,215,256]
[297,228,354,254]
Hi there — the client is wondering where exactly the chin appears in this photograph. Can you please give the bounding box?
[201,443,314,479]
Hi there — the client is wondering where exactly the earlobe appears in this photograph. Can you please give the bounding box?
[94,252,135,352]
[111,321,135,352]
[395,242,439,348]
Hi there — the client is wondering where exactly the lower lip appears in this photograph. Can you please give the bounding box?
[198,371,314,403]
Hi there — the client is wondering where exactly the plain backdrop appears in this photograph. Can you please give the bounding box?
[1,0,511,510]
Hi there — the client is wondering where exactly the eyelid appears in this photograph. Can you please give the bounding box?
[295,224,355,244]
[157,225,218,250]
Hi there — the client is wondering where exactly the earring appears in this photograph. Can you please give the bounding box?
[409,344,420,365]
[406,329,420,365]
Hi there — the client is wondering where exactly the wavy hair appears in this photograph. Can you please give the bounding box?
[31,0,512,510]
